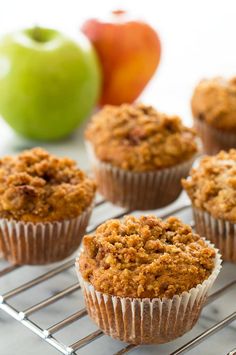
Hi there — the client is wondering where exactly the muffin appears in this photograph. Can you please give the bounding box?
[191,77,236,154]
[85,103,198,210]
[76,215,221,344]
[183,149,236,262]
[0,148,96,265]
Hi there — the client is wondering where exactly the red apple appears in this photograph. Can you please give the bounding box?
[82,10,161,106]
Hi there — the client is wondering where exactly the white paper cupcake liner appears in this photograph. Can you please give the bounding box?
[76,241,221,344]
[86,142,195,210]
[0,206,93,265]
[193,207,236,262]
[194,117,236,155]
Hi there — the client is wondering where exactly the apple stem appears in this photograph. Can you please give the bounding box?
[112,9,126,15]
[32,26,42,42]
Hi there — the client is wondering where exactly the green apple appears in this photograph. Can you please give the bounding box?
[0,27,101,140]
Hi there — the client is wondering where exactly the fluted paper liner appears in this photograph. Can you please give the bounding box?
[193,207,236,262]
[86,142,195,210]
[76,242,221,344]
[0,206,92,265]
[194,117,236,155]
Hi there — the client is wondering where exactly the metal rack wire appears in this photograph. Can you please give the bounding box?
[0,198,236,355]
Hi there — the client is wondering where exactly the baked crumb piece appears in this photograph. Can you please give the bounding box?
[78,215,215,299]
[191,77,236,131]
[0,148,96,222]
[85,104,197,171]
[183,149,236,222]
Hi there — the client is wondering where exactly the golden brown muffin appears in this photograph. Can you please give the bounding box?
[85,103,197,172]
[85,104,197,210]
[192,77,236,131]
[0,148,96,265]
[0,147,96,222]
[182,149,236,222]
[191,77,236,154]
[183,149,236,262]
[79,215,215,298]
[76,215,221,344]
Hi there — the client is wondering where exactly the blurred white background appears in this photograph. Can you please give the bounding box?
[0,0,235,158]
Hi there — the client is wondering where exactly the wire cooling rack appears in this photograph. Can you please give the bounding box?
[0,195,236,355]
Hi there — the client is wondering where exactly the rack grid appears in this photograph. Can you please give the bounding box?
[0,198,236,355]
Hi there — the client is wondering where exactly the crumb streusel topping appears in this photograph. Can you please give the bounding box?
[0,148,96,222]
[85,104,197,172]
[191,77,236,131]
[78,215,215,299]
[183,149,236,222]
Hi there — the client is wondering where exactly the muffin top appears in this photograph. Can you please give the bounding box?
[85,104,197,172]
[78,215,215,299]
[0,148,96,222]
[191,77,236,131]
[183,149,236,222]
